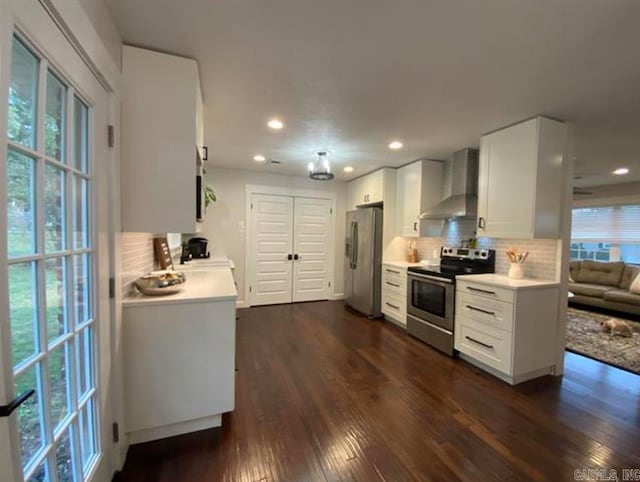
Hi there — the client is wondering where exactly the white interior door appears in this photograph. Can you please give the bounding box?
[292,198,331,302]
[250,194,294,306]
[0,2,111,481]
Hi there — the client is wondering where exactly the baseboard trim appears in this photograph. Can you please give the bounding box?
[330,293,345,300]
[126,414,222,446]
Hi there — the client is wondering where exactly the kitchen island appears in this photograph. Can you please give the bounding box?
[123,267,237,444]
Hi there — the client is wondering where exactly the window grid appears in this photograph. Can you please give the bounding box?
[7,32,99,482]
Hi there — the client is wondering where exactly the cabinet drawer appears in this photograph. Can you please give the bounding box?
[382,277,406,297]
[457,280,515,304]
[456,317,512,375]
[382,265,406,283]
[456,293,514,332]
[382,291,406,325]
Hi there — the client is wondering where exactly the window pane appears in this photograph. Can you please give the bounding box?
[49,343,71,430]
[27,459,50,482]
[9,262,39,366]
[73,97,89,173]
[76,326,93,398]
[55,428,74,482]
[79,398,97,472]
[8,37,39,148]
[45,257,68,343]
[45,71,66,161]
[73,254,91,325]
[7,149,36,257]
[44,164,66,252]
[72,175,89,249]
[14,363,45,469]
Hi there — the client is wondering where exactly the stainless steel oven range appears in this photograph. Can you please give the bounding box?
[407,247,495,356]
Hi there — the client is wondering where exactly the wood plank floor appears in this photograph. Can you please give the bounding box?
[117,301,640,482]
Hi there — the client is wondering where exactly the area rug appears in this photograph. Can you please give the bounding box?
[566,307,640,375]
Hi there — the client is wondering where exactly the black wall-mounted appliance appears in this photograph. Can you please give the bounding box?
[188,237,210,259]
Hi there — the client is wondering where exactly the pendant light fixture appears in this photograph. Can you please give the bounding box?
[308,151,334,181]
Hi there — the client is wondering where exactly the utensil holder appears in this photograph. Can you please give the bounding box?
[508,263,524,280]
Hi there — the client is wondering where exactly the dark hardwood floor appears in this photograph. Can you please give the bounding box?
[117,301,640,482]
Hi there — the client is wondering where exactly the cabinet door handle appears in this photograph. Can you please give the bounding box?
[287,254,293,261]
[385,302,400,310]
[202,146,208,161]
[386,281,400,288]
[466,305,496,316]
[294,254,300,261]
[385,269,400,274]
[413,222,417,232]
[467,286,496,296]
[465,336,494,350]
[478,217,486,229]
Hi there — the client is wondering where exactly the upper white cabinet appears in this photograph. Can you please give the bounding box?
[122,46,204,233]
[396,160,443,237]
[477,117,567,239]
[347,169,385,209]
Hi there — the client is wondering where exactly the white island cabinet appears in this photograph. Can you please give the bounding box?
[122,268,237,444]
[455,274,560,385]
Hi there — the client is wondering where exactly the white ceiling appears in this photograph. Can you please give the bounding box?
[106,0,640,185]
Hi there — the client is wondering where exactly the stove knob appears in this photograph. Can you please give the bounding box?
[474,250,480,256]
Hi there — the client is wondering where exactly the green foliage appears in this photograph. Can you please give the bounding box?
[204,185,217,208]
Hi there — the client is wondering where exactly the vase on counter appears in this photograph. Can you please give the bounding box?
[508,263,524,279]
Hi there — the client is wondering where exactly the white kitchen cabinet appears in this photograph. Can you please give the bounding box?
[381,263,408,326]
[123,268,237,444]
[396,160,443,237]
[454,275,560,385]
[477,116,566,239]
[347,169,385,209]
[122,46,205,233]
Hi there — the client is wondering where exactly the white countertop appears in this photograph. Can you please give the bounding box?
[456,273,560,290]
[383,260,433,269]
[174,257,235,271]
[123,268,237,307]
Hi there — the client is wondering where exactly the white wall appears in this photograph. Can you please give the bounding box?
[199,167,348,305]
[77,0,122,68]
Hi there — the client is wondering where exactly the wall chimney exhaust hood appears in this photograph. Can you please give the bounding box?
[419,148,479,220]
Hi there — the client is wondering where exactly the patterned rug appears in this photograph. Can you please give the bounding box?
[566,307,640,374]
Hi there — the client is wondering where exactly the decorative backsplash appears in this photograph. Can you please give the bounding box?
[121,233,155,296]
[412,219,560,280]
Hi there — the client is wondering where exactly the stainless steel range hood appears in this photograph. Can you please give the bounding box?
[419,148,479,220]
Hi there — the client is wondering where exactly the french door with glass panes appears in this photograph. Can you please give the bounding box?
[0,4,110,481]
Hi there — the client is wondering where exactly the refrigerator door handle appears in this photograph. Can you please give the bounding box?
[352,222,358,269]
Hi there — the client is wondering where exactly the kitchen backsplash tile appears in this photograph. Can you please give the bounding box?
[413,219,559,281]
[121,232,155,296]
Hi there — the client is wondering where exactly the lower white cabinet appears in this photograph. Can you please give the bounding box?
[455,275,560,385]
[381,263,409,326]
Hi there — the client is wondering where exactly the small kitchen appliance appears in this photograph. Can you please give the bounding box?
[407,246,495,356]
[187,237,210,259]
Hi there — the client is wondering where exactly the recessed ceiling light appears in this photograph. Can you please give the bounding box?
[253,154,266,162]
[343,166,354,173]
[267,118,284,130]
[388,141,403,150]
[613,167,629,175]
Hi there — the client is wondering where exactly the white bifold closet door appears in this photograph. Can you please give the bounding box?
[250,194,331,306]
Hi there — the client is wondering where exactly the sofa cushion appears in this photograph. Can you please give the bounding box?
[569,261,581,283]
[603,289,640,306]
[568,282,616,298]
[574,261,624,287]
[620,264,640,290]
[630,273,640,295]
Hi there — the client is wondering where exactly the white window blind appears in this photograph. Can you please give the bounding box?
[572,205,640,242]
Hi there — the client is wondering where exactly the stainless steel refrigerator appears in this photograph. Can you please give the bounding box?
[345,207,383,317]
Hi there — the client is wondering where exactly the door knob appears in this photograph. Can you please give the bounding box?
[294,254,300,260]
[287,254,293,260]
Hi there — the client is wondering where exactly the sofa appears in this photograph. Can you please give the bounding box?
[569,260,640,316]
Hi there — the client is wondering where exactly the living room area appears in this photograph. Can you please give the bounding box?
[567,181,640,375]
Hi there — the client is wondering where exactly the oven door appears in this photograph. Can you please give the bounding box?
[407,272,455,332]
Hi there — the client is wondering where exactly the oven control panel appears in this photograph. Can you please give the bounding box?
[441,247,492,260]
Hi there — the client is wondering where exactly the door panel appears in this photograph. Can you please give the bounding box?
[292,198,331,302]
[250,195,294,305]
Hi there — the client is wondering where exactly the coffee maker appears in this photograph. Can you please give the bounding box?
[187,237,210,259]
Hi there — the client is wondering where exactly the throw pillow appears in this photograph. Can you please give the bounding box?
[630,274,640,295]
